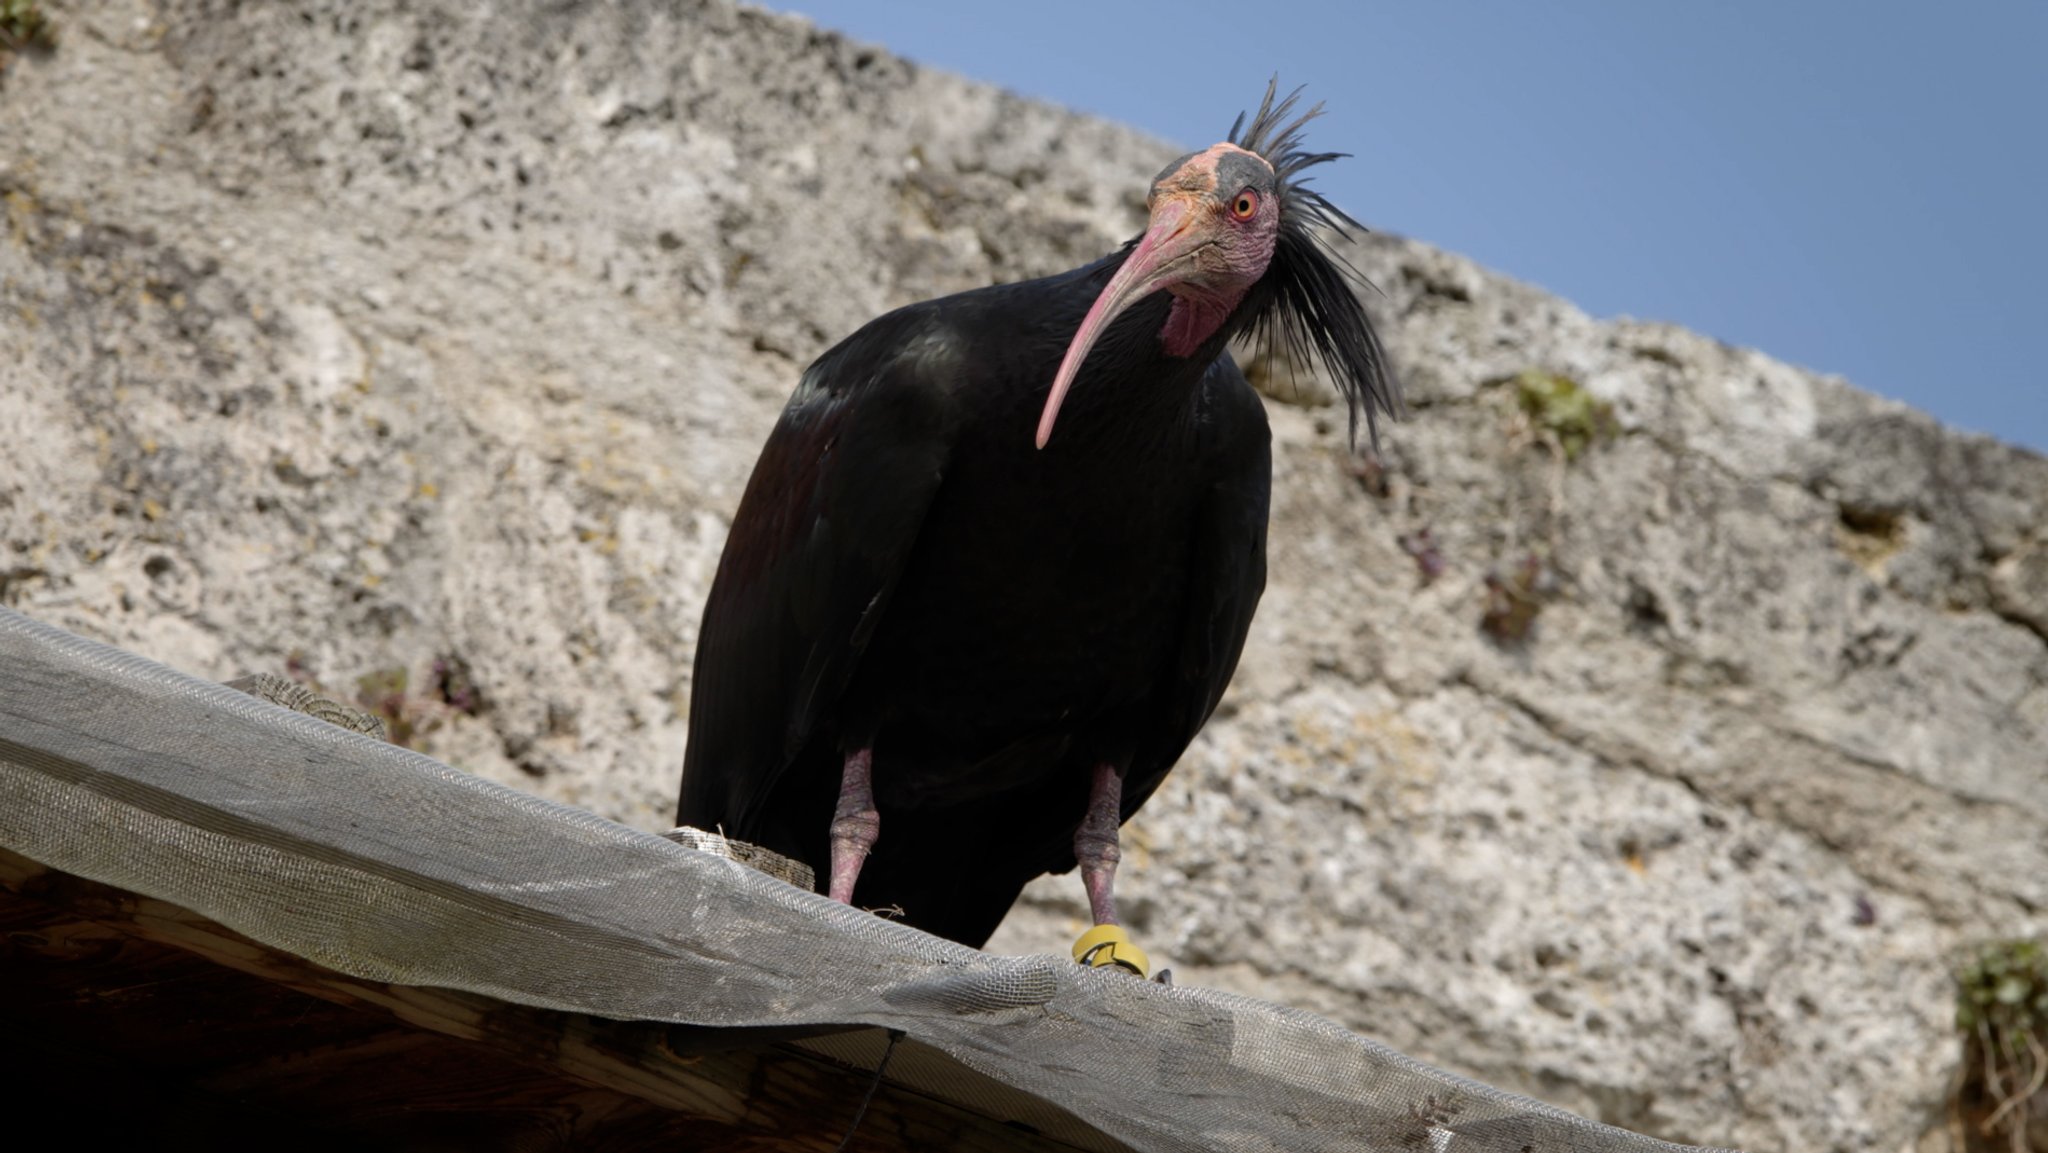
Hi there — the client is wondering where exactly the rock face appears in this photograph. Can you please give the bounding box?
[3,3,2043,1149]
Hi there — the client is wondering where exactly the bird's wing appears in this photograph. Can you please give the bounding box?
[677,317,956,836]
[1123,359,1272,819]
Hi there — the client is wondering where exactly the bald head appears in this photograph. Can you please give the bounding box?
[1151,143,1275,201]
[1036,139,1287,448]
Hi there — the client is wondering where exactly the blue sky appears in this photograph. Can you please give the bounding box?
[781,2,2047,453]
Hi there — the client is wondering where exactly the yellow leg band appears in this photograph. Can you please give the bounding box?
[1072,923,1149,979]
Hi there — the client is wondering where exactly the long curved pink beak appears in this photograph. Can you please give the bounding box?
[1036,197,1207,449]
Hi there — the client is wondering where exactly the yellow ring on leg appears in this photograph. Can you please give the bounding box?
[1072,923,1150,979]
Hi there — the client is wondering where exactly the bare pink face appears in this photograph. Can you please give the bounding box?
[1146,143,1283,304]
[1037,143,1282,448]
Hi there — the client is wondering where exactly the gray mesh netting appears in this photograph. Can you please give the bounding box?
[0,607,1735,1152]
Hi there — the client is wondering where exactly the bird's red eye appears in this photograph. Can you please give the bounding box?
[1231,190,1258,220]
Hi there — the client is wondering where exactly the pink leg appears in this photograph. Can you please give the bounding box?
[1074,762,1124,925]
[828,748,879,904]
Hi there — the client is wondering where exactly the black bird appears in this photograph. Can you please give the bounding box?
[676,83,1398,967]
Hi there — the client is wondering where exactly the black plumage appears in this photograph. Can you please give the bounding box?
[676,83,1398,948]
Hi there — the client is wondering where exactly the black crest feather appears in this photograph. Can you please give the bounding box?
[1231,79,1403,450]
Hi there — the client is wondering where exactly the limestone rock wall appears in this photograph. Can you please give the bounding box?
[4,3,2043,1149]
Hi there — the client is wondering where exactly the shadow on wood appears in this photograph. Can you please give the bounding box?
[0,846,1130,1152]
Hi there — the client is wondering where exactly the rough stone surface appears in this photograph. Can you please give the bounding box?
[4,3,2044,1149]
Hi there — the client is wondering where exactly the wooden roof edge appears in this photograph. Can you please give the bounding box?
[0,845,1133,1152]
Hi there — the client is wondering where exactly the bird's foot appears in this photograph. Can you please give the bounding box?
[1072,923,1150,979]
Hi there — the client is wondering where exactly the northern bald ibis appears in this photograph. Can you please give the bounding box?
[677,83,1399,973]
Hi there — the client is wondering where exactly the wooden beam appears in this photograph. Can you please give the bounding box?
[0,846,1127,1152]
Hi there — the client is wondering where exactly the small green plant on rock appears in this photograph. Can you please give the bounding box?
[1481,551,1552,644]
[1953,938,2048,1152]
[353,656,488,750]
[355,666,418,748]
[1514,370,1618,462]
[0,0,55,57]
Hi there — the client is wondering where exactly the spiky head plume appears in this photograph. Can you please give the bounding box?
[1231,80,1403,450]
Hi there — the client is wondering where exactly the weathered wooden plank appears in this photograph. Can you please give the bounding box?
[0,846,1128,1152]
